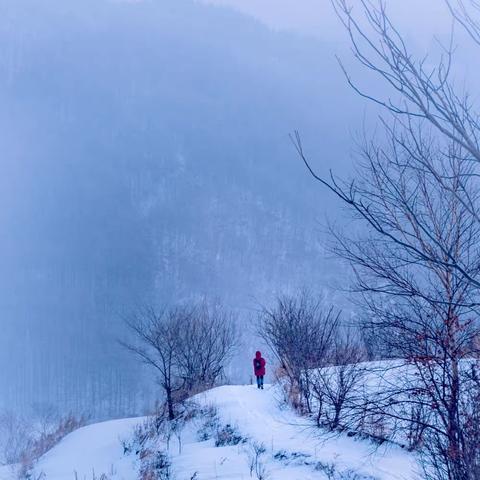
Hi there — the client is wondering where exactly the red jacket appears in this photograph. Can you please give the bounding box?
[253,351,266,377]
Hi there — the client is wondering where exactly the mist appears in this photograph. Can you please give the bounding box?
[200,0,453,42]
[0,0,365,419]
[0,0,475,421]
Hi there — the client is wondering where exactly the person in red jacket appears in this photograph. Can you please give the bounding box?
[253,351,266,389]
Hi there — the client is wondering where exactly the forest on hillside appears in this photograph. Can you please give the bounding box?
[0,0,362,418]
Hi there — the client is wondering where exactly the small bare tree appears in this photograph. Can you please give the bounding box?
[259,292,340,413]
[311,328,366,431]
[123,302,237,420]
[123,306,182,420]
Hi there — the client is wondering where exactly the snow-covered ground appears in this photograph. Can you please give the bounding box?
[0,384,421,480]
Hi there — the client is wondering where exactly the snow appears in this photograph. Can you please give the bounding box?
[0,466,16,480]
[1,384,421,480]
[36,418,142,480]
[195,385,419,480]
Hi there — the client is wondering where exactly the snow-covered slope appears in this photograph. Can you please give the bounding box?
[3,385,420,480]
[199,385,418,479]
[36,418,141,480]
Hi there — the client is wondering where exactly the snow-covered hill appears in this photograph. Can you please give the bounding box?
[2,385,420,480]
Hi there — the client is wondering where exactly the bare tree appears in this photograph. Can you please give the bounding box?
[123,306,182,420]
[312,131,480,478]
[290,2,480,476]
[259,292,341,413]
[123,302,237,420]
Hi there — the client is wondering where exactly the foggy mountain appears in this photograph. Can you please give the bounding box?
[0,0,362,418]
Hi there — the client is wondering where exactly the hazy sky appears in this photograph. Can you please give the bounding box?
[200,0,453,43]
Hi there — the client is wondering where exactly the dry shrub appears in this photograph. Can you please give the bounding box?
[18,414,86,479]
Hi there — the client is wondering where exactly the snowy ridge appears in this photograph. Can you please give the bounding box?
[2,385,420,480]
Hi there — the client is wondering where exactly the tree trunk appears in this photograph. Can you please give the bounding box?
[447,358,462,480]
[166,387,175,420]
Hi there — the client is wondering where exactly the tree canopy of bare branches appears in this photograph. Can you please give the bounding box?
[175,303,238,392]
[293,0,480,289]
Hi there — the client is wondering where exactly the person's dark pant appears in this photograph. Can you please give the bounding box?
[256,375,264,389]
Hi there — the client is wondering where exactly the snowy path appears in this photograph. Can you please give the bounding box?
[0,385,420,480]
